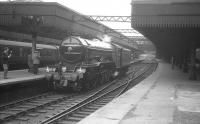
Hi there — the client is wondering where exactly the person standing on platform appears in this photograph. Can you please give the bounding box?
[2,47,12,79]
[32,51,40,74]
[27,51,33,73]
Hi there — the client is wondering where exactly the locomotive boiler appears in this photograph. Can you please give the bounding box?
[47,36,132,91]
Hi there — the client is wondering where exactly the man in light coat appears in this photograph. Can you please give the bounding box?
[32,51,40,74]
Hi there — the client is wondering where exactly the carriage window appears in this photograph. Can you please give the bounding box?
[47,50,51,56]
[40,49,51,56]
[23,48,29,57]
[40,49,45,56]
[11,47,19,56]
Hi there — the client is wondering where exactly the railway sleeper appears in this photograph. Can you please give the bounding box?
[25,102,42,106]
[75,111,91,116]
[0,113,13,121]
[80,108,95,113]
[98,99,112,103]
[60,108,69,111]
[104,96,115,99]
[44,97,62,100]
[58,120,77,124]
[0,110,19,115]
[102,97,114,101]
[72,113,88,118]
[71,100,83,104]
[9,108,27,111]
[15,117,29,121]
[85,106,99,110]
[45,107,55,110]
[94,102,107,106]
[63,105,73,108]
[65,116,82,122]
[26,113,39,117]
[17,105,33,108]
[57,102,68,105]
[37,110,47,113]
[30,100,47,103]
[64,99,75,102]
[90,104,104,108]
[69,103,80,106]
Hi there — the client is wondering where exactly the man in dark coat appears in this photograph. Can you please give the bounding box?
[2,47,12,79]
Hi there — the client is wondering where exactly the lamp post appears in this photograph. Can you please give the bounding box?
[21,15,43,71]
[22,15,43,52]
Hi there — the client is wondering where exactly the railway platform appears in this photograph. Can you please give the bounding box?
[78,61,200,124]
[0,68,47,86]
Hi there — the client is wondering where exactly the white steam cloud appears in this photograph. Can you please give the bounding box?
[97,34,112,42]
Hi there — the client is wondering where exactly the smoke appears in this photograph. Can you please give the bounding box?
[97,34,112,42]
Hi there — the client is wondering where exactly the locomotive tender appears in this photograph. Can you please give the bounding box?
[0,39,58,70]
[48,36,132,91]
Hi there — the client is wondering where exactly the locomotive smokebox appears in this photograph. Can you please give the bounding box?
[60,37,86,64]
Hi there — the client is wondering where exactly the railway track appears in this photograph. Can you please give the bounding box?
[41,63,156,124]
[0,62,156,124]
[0,92,76,123]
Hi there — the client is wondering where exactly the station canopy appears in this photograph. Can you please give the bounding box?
[0,2,138,51]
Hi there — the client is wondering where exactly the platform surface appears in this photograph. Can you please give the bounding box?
[78,62,200,124]
[0,68,47,86]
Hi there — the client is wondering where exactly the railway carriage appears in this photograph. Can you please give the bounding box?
[0,39,58,70]
[48,36,132,91]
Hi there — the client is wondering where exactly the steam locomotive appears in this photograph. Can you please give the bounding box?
[47,36,133,91]
[0,39,58,70]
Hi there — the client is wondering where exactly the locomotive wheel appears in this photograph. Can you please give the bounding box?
[99,73,106,85]
[53,80,60,91]
[109,70,114,80]
[99,75,103,85]
[105,71,110,83]
[96,74,102,86]
[91,75,99,88]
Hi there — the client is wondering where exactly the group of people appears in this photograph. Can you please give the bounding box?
[2,47,40,79]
